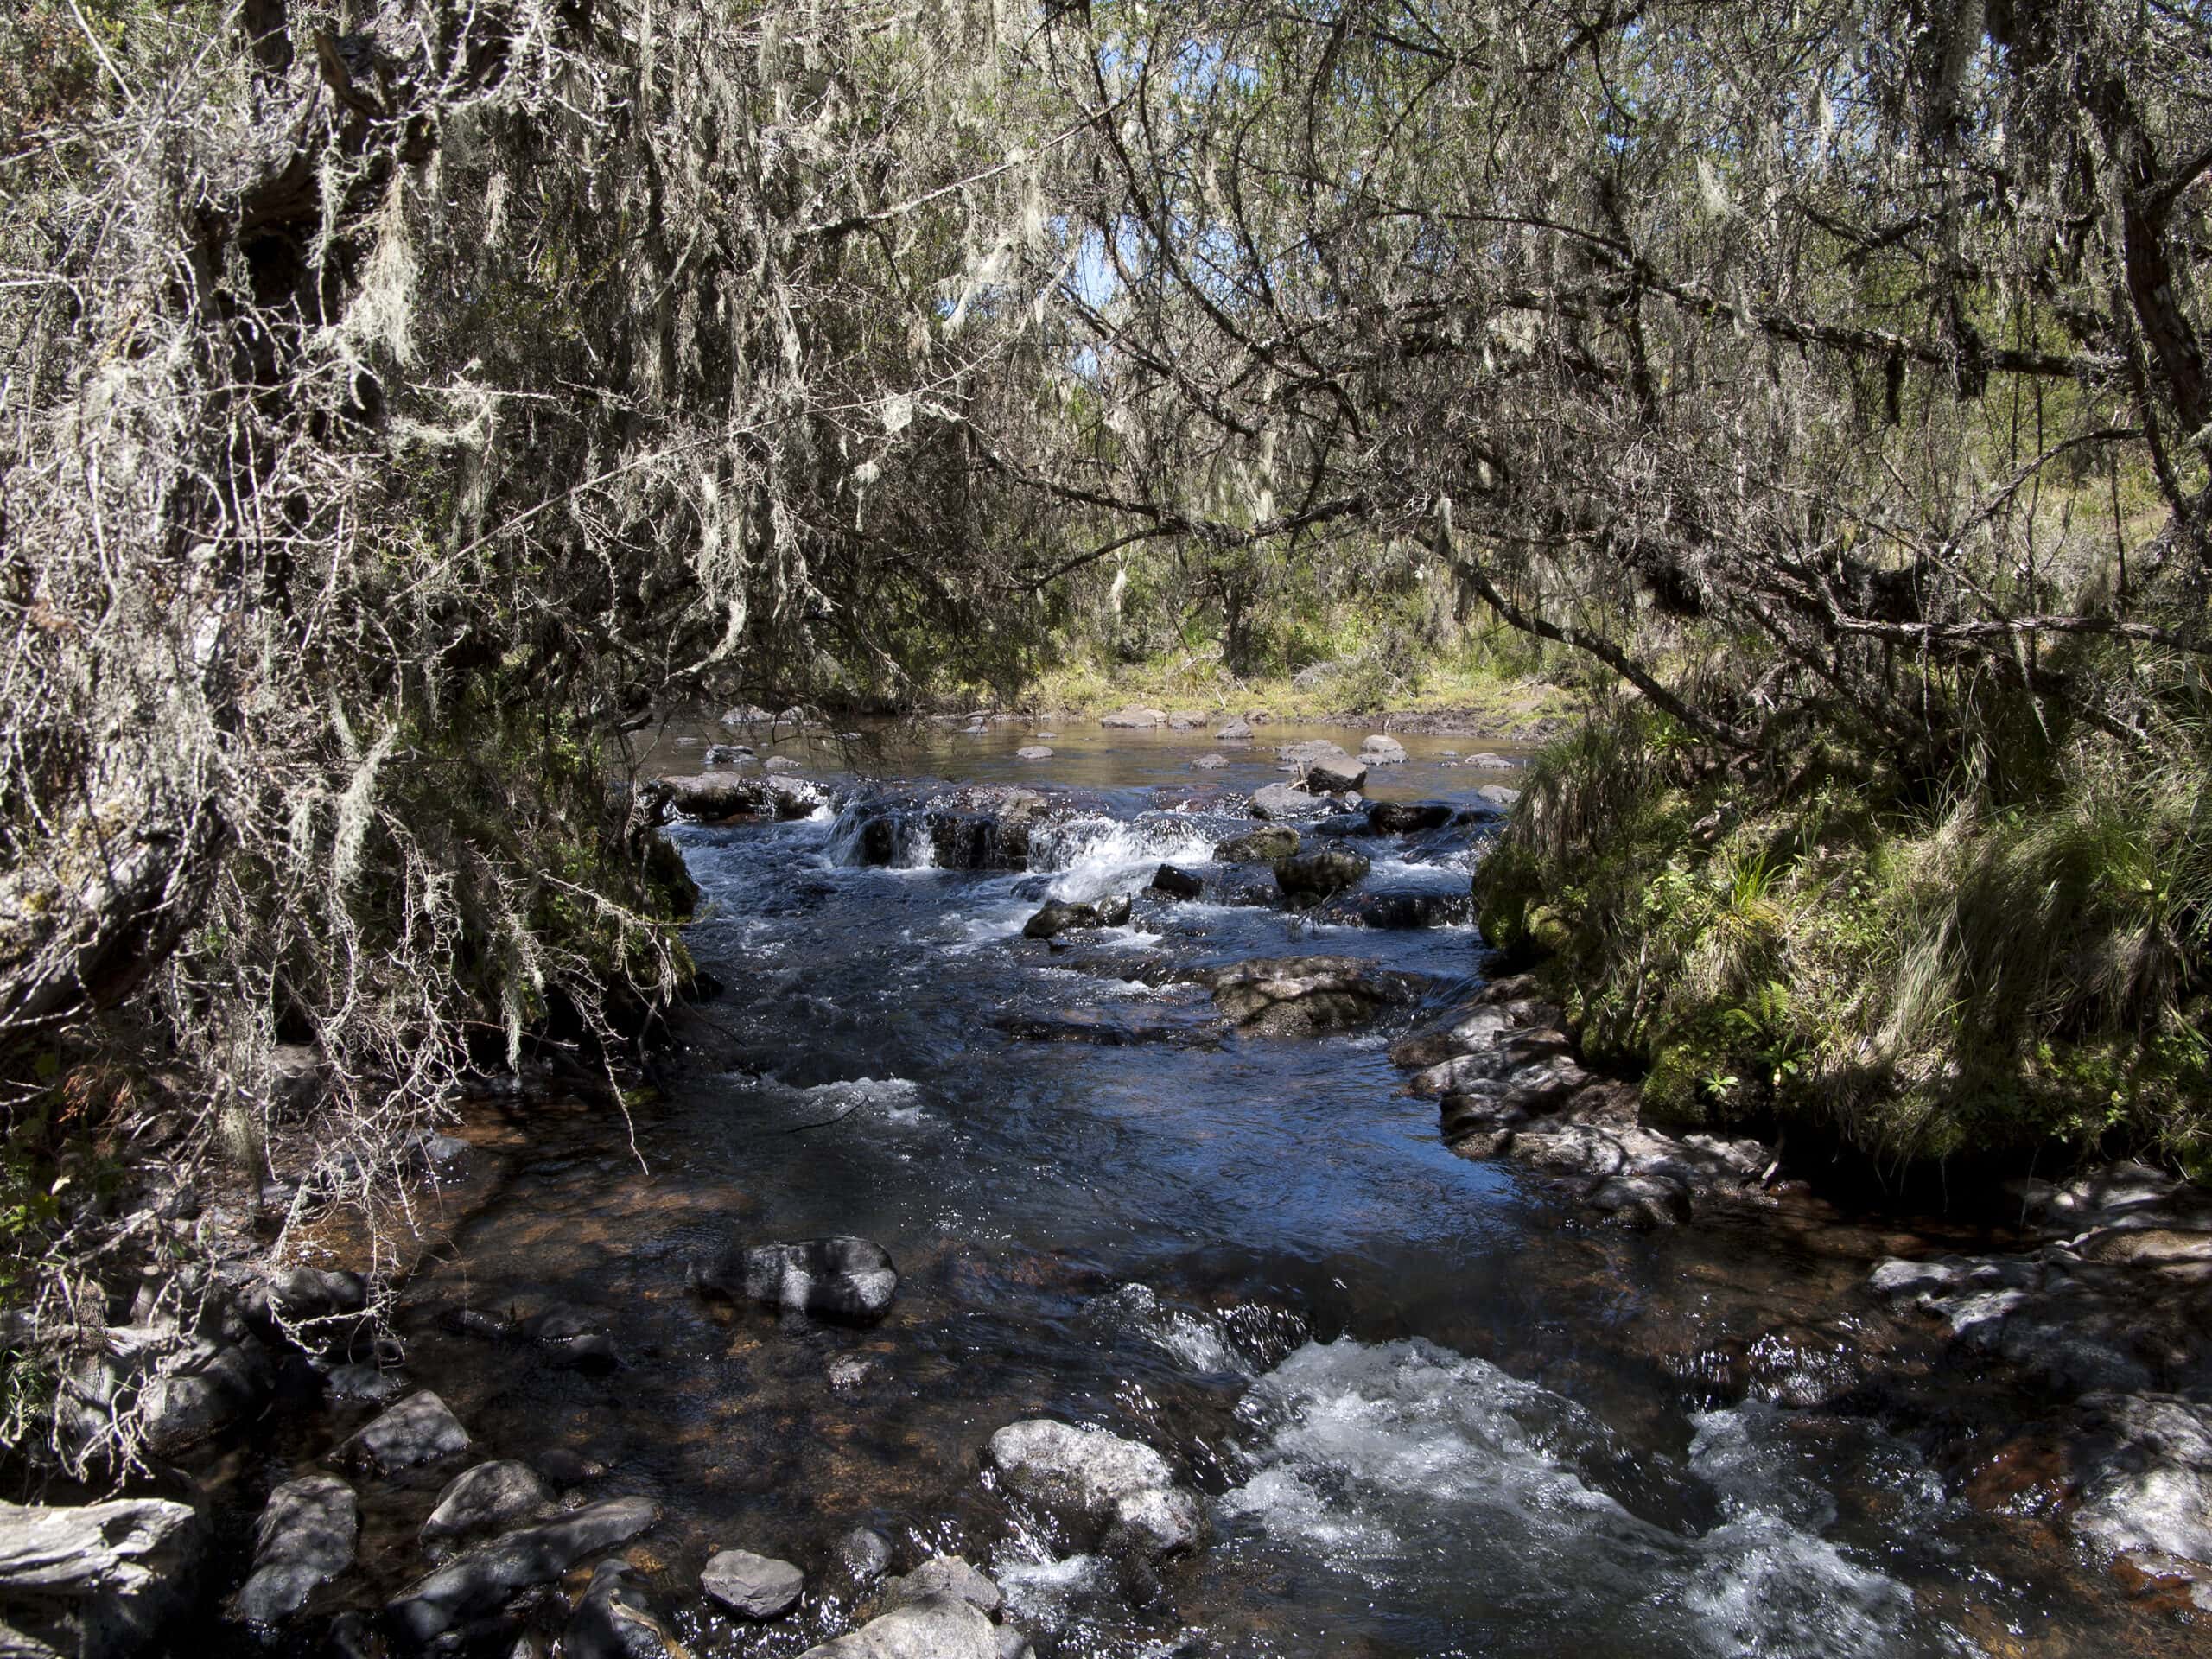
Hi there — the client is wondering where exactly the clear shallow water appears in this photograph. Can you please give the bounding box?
[346,724,2190,1657]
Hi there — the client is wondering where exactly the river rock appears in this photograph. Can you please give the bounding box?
[1476,784,1522,809]
[1099,708,1166,728]
[698,1237,899,1323]
[765,755,804,773]
[1200,957,1428,1036]
[797,1595,999,1659]
[1166,711,1205,730]
[1274,849,1370,904]
[1301,754,1367,793]
[702,1548,804,1618]
[324,1363,406,1406]
[386,1497,661,1645]
[233,1475,356,1626]
[1214,825,1299,862]
[519,1304,620,1373]
[986,1421,1204,1560]
[1023,900,1094,939]
[1216,718,1252,741]
[832,1527,893,1588]
[1191,753,1227,770]
[2069,1393,2212,1567]
[1364,800,1454,835]
[1015,746,1052,760]
[421,1462,556,1560]
[1314,889,1473,929]
[0,1498,205,1659]
[335,1390,471,1473]
[1151,864,1203,900]
[564,1560,675,1659]
[880,1556,1000,1616]
[1249,783,1329,821]
[1359,734,1408,765]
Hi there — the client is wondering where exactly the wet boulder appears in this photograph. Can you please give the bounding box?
[797,1594,1000,1659]
[518,1304,620,1373]
[420,1462,556,1561]
[1275,739,1348,768]
[1191,753,1228,770]
[1216,718,1253,741]
[880,1556,1000,1616]
[565,1560,676,1659]
[1199,957,1429,1037]
[1301,754,1367,794]
[1476,784,1522,809]
[0,1498,205,1659]
[334,1390,471,1474]
[702,1548,804,1619]
[1214,825,1299,862]
[1150,864,1204,900]
[234,1475,356,1627]
[1021,893,1130,938]
[1315,889,1471,929]
[1248,783,1330,821]
[2067,1393,2212,1567]
[1364,800,1454,835]
[1099,708,1166,728]
[831,1528,893,1591]
[765,755,804,774]
[1015,746,1052,760]
[985,1421,1205,1561]
[696,1237,899,1323]
[386,1497,660,1646]
[1360,734,1408,766]
[1274,849,1370,905]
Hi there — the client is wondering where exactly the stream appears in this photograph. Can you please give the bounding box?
[309,720,2195,1657]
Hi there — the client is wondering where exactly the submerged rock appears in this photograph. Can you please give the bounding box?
[797,1594,999,1659]
[702,1548,804,1619]
[420,1462,556,1560]
[1015,746,1052,760]
[335,1390,471,1473]
[1191,753,1228,770]
[386,1496,660,1645]
[696,1237,899,1323]
[1198,957,1429,1037]
[234,1475,356,1626]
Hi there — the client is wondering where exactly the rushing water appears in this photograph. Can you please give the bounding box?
[327,719,2192,1657]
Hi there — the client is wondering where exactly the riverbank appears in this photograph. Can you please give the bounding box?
[8,722,2209,1657]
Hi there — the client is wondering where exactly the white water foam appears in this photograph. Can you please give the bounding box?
[1027,816,1218,903]
[1221,1337,1922,1658]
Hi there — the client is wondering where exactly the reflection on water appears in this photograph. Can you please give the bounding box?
[302,721,2196,1656]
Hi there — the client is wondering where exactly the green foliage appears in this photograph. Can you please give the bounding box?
[1476,706,2212,1174]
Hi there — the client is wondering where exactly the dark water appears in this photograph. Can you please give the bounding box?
[334,720,2186,1657]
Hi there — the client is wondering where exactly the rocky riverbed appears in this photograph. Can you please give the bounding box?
[12,715,2209,1657]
